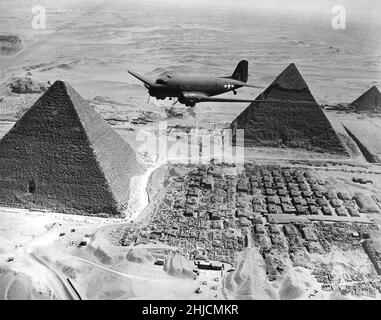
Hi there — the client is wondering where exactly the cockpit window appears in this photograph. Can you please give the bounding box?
[155,78,167,85]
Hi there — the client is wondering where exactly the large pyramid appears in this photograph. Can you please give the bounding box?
[0,81,144,217]
[350,86,381,113]
[232,64,347,155]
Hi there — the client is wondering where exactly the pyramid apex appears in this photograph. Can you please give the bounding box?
[49,79,66,87]
[286,62,297,68]
[271,63,308,90]
[47,80,75,89]
[258,63,316,102]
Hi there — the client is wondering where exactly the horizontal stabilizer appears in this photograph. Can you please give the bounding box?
[235,81,264,89]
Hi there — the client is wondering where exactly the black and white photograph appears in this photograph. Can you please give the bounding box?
[0,0,381,306]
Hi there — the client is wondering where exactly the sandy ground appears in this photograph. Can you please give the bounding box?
[1,110,381,299]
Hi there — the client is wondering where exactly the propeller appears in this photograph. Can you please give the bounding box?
[172,98,179,106]
[146,94,150,103]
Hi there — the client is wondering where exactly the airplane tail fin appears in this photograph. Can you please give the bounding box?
[230,60,248,83]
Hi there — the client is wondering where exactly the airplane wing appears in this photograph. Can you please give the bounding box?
[182,92,318,104]
[240,83,265,89]
[182,92,254,103]
[128,70,155,87]
[198,96,256,103]
[200,97,319,104]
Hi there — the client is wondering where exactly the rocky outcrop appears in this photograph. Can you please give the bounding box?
[164,255,194,279]
[126,248,154,264]
[6,77,49,94]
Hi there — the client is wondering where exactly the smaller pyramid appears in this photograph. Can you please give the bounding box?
[350,86,381,113]
[232,63,347,155]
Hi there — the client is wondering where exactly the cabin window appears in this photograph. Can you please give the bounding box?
[28,180,36,193]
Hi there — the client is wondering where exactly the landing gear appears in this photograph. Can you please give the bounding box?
[185,102,196,107]
[178,96,196,107]
[233,90,237,95]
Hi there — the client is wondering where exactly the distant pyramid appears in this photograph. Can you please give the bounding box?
[350,86,381,113]
[232,63,347,155]
[0,81,144,217]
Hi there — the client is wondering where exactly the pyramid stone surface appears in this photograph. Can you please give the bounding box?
[232,64,347,155]
[0,80,144,217]
[351,86,381,113]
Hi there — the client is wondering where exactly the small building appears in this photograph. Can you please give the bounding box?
[197,260,211,270]
[283,224,298,237]
[338,192,351,201]
[280,196,291,204]
[210,262,223,270]
[281,203,295,214]
[267,204,278,214]
[269,224,280,234]
[155,258,166,266]
[293,197,302,205]
[295,205,307,215]
[254,224,266,235]
[347,207,360,217]
[309,206,319,215]
[187,187,200,197]
[301,226,317,241]
[253,195,264,205]
[314,191,324,198]
[335,207,347,217]
[330,198,342,208]
[267,196,280,205]
[239,216,251,227]
[326,190,337,200]
[237,179,249,193]
[202,175,214,190]
[322,206,332,216]
[317,198,328,207]
[290,190,300,197]
[302,191,313,198]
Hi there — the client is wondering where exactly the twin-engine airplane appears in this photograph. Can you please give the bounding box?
[128,60,262,107]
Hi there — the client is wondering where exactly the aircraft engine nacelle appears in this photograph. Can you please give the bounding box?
[148,89,166,100]
[179,93,198,107]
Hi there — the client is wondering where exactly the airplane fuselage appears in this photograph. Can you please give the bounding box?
[148,76,242,100]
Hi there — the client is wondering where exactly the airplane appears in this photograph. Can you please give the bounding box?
[128,60,263,107]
